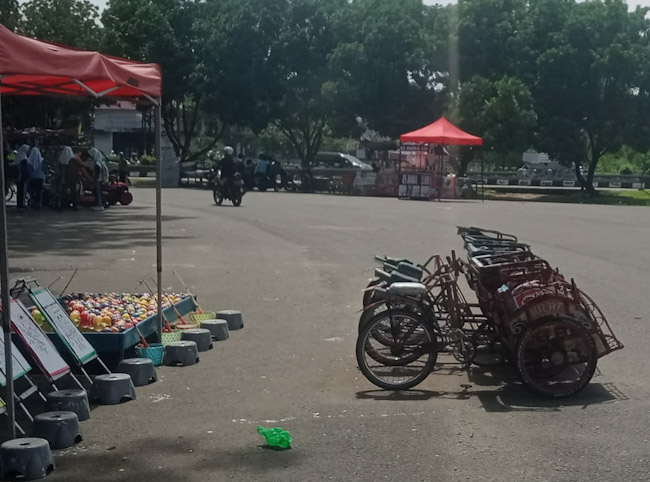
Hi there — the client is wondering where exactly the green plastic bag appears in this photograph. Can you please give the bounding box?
[257,426,292,449]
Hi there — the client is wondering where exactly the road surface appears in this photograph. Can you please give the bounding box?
[6,189,649,481]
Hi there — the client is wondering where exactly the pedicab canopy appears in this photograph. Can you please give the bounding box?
[0,24,162,99]
[400,117,483,146]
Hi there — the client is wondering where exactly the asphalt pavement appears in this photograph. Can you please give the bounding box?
[5,188,650,481]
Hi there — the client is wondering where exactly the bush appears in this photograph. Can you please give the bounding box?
[140,155,156,165]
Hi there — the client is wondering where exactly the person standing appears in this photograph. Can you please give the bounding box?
[27,147,45,209]
[59,146,90,210]
[15,144,30,209]
[89,147,109,211]
[118,151,129,183]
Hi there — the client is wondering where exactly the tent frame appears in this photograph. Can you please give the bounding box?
[0,69,163,440]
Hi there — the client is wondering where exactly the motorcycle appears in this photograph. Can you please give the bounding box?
[213,172,244,206]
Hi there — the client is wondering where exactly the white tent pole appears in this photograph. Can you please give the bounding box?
[71,79,99,98]
[0,81,16,439]
[154,101,163,340]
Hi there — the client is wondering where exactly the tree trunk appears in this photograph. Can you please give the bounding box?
[586,153,599,195]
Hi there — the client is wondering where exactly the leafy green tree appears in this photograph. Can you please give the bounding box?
[457,0,528,82]
[458,76,537,174]
[532,0,650,193]
[102,0,217,162]
[0,0,21,31]
[327,0,446,139]
[21,0,101,49]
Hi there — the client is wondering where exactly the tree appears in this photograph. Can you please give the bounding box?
[204,0,345,167]
[0,0,21,31]
[102,0,218,162]
[531,0,650,193]
[21,0,101,49]
[327,0,446,139]
[458,75,537,174]
[457,0,528,82]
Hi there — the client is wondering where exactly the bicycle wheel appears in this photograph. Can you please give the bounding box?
[516,315,597,398]
[356,309,438,390]
[5,183,15,202]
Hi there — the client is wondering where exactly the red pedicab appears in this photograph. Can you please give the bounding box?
[356,227,623,398]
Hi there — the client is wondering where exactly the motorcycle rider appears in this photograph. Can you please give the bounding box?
[218,146,236,195]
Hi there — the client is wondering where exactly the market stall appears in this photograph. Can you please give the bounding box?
[398,117,483,200]
[0,24,163,438]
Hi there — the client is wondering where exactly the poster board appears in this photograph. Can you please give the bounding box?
[9,299,70,381]
[0,337,31,387]
[30,288,97,364]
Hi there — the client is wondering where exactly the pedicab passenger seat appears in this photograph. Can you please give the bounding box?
[387,282,428,298]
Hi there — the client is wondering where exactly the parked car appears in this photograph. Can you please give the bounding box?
[313,152,374,171]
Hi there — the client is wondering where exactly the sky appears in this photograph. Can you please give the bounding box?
[85,0,650,12]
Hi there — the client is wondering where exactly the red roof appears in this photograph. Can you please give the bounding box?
[0,24,161,99]
[400,117,483,146]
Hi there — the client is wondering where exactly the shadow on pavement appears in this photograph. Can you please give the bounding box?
[6,207,197,260]
[52,434,304,481]
[355,362,627,413]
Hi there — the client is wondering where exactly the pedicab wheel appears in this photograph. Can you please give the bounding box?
[232,191,242,206]
[516,315,597,398]
[213,188,223,205]
[356,309,438,391]
[119,191,133,205]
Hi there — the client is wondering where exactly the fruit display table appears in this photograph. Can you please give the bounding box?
[37,294,197,365]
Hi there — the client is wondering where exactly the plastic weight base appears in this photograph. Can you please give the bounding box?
[45,389,90,422]
[92,374,136,405]
[163,341,199,367]
[216,310,244,330]
[116,358,157,386]
[32,411,82,450]
[200,319,229,341]
[0,438,54,480]
[180,329,213,352]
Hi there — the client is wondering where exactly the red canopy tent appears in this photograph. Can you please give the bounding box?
[400,117,483,145]
[0,24,164,438]
[398,117,483,200]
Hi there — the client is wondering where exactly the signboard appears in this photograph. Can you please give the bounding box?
[30,288,97,364]
[0,338,31,387]
[496,179,509,186]
[10,300,69,380]
[540,180,553,187]
[401,144,429,152]
[563,180,575,187]
[608,182,621,188]
[399,172,433,199]
[518,179,532,186]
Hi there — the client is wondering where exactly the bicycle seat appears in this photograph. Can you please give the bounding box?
[388,282,427,297]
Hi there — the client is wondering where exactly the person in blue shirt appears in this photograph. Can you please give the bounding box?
[15,144,30,209]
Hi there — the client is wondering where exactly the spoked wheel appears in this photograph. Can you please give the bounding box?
[516,315,597,398]
[5,183,15,202]
[356,309,438,390]
[213,187,223,205]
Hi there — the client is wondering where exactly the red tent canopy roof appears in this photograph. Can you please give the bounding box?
[400,117,483,146]
[0,24,161,99]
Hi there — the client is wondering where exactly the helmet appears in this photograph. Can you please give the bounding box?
[224,146,234,156]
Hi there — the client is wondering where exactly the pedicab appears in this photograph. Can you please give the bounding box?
[356,226,623,398]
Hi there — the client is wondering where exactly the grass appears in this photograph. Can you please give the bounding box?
[483,189,650,206]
